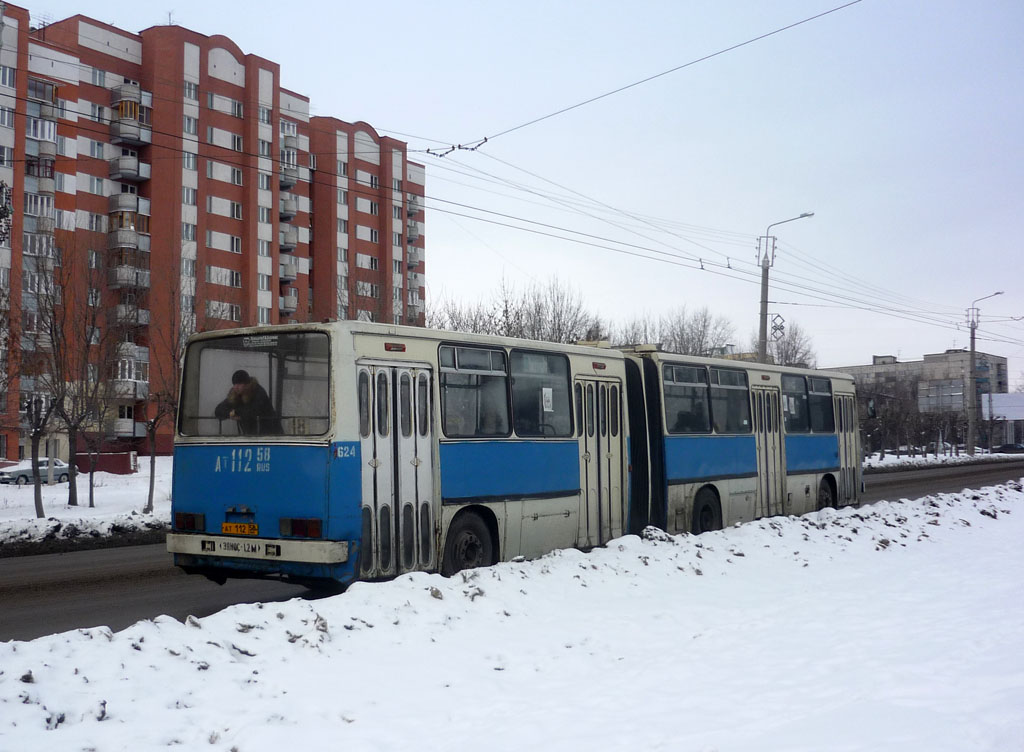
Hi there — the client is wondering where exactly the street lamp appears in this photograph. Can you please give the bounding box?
[966,290,1003,455]
[757,212,814,363]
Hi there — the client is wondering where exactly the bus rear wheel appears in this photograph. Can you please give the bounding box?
[691,489,722,535]
[441,511,494,576]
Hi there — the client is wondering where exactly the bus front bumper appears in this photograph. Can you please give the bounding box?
[167,533,349,564]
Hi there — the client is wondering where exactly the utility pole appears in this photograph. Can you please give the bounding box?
[757,213,813,363]
[966,291,1003,455]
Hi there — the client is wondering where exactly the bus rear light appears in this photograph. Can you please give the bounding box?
[175,512,206,531]
[385,342,406,352]
[279,517,323,539]
[592,362,607,370]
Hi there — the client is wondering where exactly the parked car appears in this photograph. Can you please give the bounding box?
[994,443,1024,454]
[0,458,71,485]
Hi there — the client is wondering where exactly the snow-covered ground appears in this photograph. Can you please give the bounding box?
[1,480,1022,751]
[864,450,1023,471]
[0,457,172,549]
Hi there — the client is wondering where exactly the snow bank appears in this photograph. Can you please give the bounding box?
[1,481,1022,751]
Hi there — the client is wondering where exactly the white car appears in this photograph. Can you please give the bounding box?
[0,458,71,485]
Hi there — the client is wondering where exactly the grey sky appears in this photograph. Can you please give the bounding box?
[33,0,1024,383]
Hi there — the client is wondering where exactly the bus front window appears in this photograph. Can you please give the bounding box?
[178,331,330,437]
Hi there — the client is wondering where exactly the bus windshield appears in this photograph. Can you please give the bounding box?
[178,331,330,438]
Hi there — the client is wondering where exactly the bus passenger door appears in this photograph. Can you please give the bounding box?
[358,364,435,580]
[835,394,857,504]
[752,387,785,517]
[576,379,624,547]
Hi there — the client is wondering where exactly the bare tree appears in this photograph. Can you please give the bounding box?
[611,306,735,356]
[749,321,817,367]
[35,236,127,508]
[426,291,497,334]
[0,269,20,440]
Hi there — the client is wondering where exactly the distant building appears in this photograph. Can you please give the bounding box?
[981,393,1024,445]
[828,349,1009,414]
[0,3,426,460]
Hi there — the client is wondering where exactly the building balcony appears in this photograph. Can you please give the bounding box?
[110,379,149,401]
[35,176,55,196]
[37,140,57,159]
[280,165,298,188]
[407,194,420,216]
[111,418,147,438]
[406,247,422,269]
[33,216,55,235]
[110,83,141,105]
[282,134,298,150]
[108,193,151,214]
[108,265,151,289]
[279,258,297,282]
[279,194,297,221]
[109,155,151,182]
[407,220,420,242]
[115,342,138,359]
[279,291,298,314]
[37,101,57,121]
[279,225,298,251]
[110,304,150,327]
[110,118,152,147]
[108,228,140,250]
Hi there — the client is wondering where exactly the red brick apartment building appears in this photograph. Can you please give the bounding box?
[0,4,426,458]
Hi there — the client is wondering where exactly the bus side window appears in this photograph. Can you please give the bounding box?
[586,384,595,437]
[358,371,371,438]
[610,386,619,437]
[417,373,429,437]
[575,383,583,437]
[376,372,389,437]
[599,384,607,437]
[400,374,412,438]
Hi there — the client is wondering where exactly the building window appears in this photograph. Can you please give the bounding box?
[231,236,242,253]
[0,66,15,88]
[90,103,106,122]
[0,106,13,128]
[309,154,317,170]
[230,202,242,219]
[356,253,378,271]
[281,149,297,168]
[232,134,243,152]
[88,288,101,306]
[91,68,106,87]
[259,172,271,190]
[183,151,197,170]
[356,282,380,299]
[258,306,271,324]
[26,118,57,142]
[183,80,198,100]
[0,146,11,167]
[259,206,272,223]
[89,140,104,159]
[182,222,197,241]
[392,178,402,191]
[370,175,379,189]
[88,176,104,195]
[370,229,379,243]
[392,205,402,219]
[231,168,243,185]
[258,239,270,257]
[338,219,348,233]
[89,250,101,269]
[393,233,402,246]
[258,273,270,291]
[338,189,348,205]
[258,106,272,124]
[338,160,348,176]
[369,202,379,216]
[182,187,197,205]
[183,115,197,135]
[182,258,196,277]
[231,100,244,118]
[258,140,272,157]
[279,119,297,137]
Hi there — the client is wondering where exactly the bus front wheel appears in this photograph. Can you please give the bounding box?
[441,511,494,576]
[691,489,722,535]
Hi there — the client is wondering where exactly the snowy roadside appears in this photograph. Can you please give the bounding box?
[1,483,1021,751]
[0,457,172,556]
[863,450,1024,473]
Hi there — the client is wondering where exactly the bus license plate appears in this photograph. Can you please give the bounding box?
[222,522,259,536]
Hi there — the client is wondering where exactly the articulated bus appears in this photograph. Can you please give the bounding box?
[167,321,860,587]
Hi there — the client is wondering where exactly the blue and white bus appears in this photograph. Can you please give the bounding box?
[167,321,859,587]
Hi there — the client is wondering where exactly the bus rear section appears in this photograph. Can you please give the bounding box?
[167,327,361,586]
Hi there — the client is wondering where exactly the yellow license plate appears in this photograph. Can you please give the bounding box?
[222,522,259,536]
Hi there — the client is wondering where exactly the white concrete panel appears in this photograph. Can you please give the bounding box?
[184,43,200,79]
[258,256,272,275]
[79,21,141,65]
[207,230,231,252]
[0,128,13,149]
[209,160,233,183]
[183,100,199,118]
[336,132,348,160]
[355,169,374,187]
[28,43,79,84]
[392,149,403,175]
[182,168,198,190]
[298,227,309,243]
[257,290,272,307]
[258,223,273,241]
[0,248,11,267]
[181,241,197,260]
[182,205,197,224]
[259,69,274,102]
[258,189,272,207]
[355,197,373,214]
[208,196,232,218]
[296,257,310,274]
[355,226,373,243]
[208,47,245,87]
[298,134,309,152]
[407,163,425,185]
[279,92,309,122]
[354,130,379,166]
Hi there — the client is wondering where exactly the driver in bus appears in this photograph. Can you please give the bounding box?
[214,369,281,434]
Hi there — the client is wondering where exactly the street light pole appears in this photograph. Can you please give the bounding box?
[966,291,1003,455]
[757,212,813,363]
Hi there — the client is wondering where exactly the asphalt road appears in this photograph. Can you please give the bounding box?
[2,460,1023,642]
